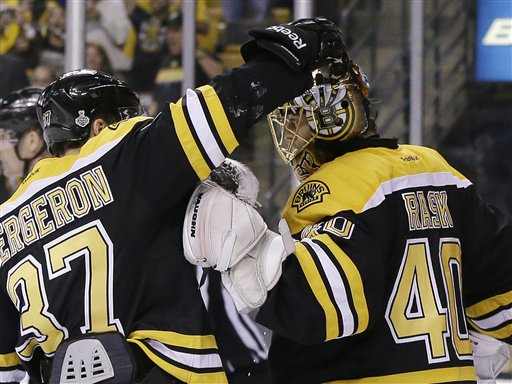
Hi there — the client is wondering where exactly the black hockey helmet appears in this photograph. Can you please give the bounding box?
[0,87,43,142]
[37,69,143,156]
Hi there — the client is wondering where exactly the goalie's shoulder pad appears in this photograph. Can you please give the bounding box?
[183,181,267,271]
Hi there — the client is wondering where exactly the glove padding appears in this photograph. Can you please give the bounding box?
[470,330,511,382]
[241,17,347,72]
[183,180,267,271]
[222,227,290,313]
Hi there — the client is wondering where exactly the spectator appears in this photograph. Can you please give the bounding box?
[0,54,29,98]
[34,1,66,75]
[86,0,132,76]
[85,42,115,76]
[0,87,50,203]
[151,11,224,115]
[127,0,170,99]
[221,0,270,22]
[29,64,57,88]
[0,4,20,55]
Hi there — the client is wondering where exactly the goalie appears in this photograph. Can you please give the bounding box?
[183,33,512,383]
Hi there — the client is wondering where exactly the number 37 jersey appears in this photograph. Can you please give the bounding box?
[257,139,512,384]
[0,85,241,383]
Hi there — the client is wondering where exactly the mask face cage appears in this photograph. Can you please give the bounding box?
[267,102,320,164]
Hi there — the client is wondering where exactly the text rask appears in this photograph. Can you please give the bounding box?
[402,190,453,231]
[385,190,472,363]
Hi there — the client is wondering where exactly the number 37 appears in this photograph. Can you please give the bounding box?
[6,221,122,359]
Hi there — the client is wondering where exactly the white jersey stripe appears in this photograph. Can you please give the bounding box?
[220,284,269,360]
[304,238,355,337]
[185,89,225,168]
[0,369,26,382]
[146,339,223,369]
[471,307,512,330]
[363,172,472,212]
[1,137,123,216]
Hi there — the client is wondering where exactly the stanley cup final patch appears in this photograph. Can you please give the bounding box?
[75,110,90,128]
[292,180,330,212]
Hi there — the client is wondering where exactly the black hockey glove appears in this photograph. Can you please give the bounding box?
[240,17,347,72]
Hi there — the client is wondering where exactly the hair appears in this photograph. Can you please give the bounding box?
[50,110,117,157]
[85,42,114,75]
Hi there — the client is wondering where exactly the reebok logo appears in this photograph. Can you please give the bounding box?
[267,25,307,49]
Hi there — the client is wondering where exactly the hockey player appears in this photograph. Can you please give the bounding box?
[0,87,50,203]
[183,27,512,383]
[0,18,345,383]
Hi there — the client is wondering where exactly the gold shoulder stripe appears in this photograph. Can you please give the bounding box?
[294,241,339,340]
[128,339,228,383]
[466,289,512,318]
[196,85,238,153]
[128,329,218,349]
[0,352,20,367]
[467,320,512,340]
[7,116,151,202]
[170,98,211,180]
[316,234,369,334]
[284,145,472,233]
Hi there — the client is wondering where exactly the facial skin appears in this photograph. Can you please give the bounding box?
[30,65,56,88]
[47,5,66,40]
[0,129,24,178]
[281,111,323,180]
[165,26,182,56]
[15,128,45,161]
[283,111,314,155]
[86,45,103,71]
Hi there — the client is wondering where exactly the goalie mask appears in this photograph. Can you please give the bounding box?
[268,60,371,180]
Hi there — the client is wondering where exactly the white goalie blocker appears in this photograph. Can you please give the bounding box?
[183,159,294,313]
[469,331,511,383]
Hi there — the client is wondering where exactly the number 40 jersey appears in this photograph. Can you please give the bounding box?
[257,138,512,384]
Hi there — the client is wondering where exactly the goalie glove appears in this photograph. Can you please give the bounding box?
[222,219,294,313]
[183,180,267,271]
[240,17,347,72]
[469,331,511,382]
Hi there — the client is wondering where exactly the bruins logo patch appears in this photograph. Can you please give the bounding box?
[292,180,330,212]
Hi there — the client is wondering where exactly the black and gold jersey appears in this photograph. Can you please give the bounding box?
[0,56,312,384]
[257,138,512,383]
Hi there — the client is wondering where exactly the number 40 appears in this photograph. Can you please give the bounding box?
[385,238,473,363]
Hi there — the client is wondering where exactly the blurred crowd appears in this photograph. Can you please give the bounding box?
[0,0,299,115]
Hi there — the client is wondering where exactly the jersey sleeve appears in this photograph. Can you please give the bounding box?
[257,211,385,345]
[460,189,512,344]
[0,291,25,384]
[126,56,312,204]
